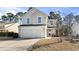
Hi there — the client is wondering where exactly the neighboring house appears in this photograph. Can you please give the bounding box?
[18,7,48,38]
[66,16,79,37]
[5,23,19,33]
[0,20,19,33]
[71,19,79,37]
[0,21,5,31]
[61,15,79,37]
[47,19,57,36]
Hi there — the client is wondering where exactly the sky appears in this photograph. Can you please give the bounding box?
[0,7,79,18]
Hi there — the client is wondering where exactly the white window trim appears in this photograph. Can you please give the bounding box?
[37,16,42,24]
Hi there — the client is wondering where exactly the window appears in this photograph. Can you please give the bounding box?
[50,21,53,25]
[27,18,30,24]
[38,17,42,23]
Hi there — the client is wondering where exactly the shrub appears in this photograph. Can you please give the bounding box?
[0,32,6,36]
[7,32,14,37]
[0,31,18,38]
[13,33,18,38]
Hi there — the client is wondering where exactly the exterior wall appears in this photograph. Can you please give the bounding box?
[5,23,19,33]
[47,19,57,27]
[0,23,5,30]
[21,8,47,25]
[0,25,5,30]
[19,26,47,38]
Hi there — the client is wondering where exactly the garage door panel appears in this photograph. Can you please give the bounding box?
[22,29,41,38]
[19,26,46,38]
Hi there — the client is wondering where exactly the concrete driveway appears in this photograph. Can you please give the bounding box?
[0,38,40,51]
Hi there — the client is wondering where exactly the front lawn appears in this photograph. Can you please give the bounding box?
[32,38,79,51]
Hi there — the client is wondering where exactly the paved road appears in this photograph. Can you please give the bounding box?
[0,38,40,51]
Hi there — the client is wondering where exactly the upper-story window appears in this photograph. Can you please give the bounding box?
[38,17,42,23]
[27,18,30,24]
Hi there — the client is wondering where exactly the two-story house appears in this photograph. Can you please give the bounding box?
[47,19,57,37]
[18,7,48,38]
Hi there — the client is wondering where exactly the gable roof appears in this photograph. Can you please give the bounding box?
[21,7,48,17]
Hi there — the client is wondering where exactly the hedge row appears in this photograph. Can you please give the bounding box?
[0,32,18,38]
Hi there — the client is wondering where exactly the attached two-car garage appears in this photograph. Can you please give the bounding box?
[18,24,47,38]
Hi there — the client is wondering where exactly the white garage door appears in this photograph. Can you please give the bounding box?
[19,26,46,38]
